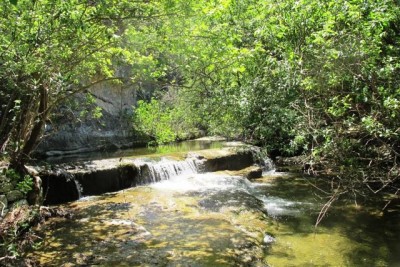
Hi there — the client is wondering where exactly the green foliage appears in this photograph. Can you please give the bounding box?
[16,175,34,195]
[134,98,176,145]
[4,168,33,195]
[5,169,20,182]
[134,0,400,198]
[0,0,165,164]
[79,93,103,120]
[133,97,199,145]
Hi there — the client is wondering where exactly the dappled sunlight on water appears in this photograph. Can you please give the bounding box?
[30,170,400,266]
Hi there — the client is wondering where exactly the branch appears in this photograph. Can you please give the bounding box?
[314,185,347,229]
[0,256,17,262]
[93,12,182,21]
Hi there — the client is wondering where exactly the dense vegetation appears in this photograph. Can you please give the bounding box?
[134,0,400,201]
[0,0,399,264]
[1,0,399,202]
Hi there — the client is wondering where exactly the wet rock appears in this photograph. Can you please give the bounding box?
[41,172,80,204]
[199,191,264,212]
[220,166,263,180]
[76,164,138,195]
[263,234,276,244]
[35,144,269,205]
[244,167,263,180]
[6,190,24,202]
[199,149,255,172]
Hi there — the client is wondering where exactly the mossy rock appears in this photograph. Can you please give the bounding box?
[0,182,14,194]
[6,190,24,202]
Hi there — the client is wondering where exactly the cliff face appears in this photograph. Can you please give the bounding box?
[35,79,143,157]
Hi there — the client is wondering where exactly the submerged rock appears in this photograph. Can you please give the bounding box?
[263,234,276,244]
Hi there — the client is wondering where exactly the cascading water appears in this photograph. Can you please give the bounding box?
[134,157,201,184]
[30,145,400,266]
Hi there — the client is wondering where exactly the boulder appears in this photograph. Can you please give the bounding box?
[0,182,13,194]
[245,167,263,180]
[6,190,24,202]
[9,199,29,211]
[196,148,255,172]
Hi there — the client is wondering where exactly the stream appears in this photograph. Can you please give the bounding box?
[30,141,400,266]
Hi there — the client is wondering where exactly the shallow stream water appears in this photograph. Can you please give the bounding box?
[30,143,400,266]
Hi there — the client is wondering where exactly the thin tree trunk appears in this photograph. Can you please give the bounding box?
[0,92,17,152]
[14,86,48,166]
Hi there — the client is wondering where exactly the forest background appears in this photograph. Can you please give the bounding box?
[0,0,399,205]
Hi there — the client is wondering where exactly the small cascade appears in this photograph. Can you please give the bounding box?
[135,157,200,184]
[73,179,83,199]
[261,157,275,174]
[251,148,275,174]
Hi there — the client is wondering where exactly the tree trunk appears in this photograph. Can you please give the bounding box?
[13,86,48,167]
[0,93,17,153]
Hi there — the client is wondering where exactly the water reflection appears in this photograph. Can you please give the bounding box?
[40,140,224,164]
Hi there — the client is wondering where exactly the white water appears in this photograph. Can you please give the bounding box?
[134,156,304,220]
[150,173,250,192]
[140,157,303,221]
[134,157,200,184]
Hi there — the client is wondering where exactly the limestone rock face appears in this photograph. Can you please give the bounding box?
[35,78,142,157]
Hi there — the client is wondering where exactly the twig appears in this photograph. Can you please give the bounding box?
[382,188,400,211]
[0,256,17,262]
[315,193,338,229]
[0,200,6,217]
[314,187,347,229]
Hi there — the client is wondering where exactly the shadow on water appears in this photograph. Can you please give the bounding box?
[258,173,400,267]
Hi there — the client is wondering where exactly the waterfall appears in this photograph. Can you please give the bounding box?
[73,179,83,199]
[261,157,275,174]
[135,157,200,184]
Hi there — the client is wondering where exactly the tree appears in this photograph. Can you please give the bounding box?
[140,0,400,201]
[0,0,162,169]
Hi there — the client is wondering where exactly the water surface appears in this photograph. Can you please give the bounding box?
[30,163,400,266]
[41,139,225,164]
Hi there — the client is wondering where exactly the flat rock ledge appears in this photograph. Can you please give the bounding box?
[36,145,264,204]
